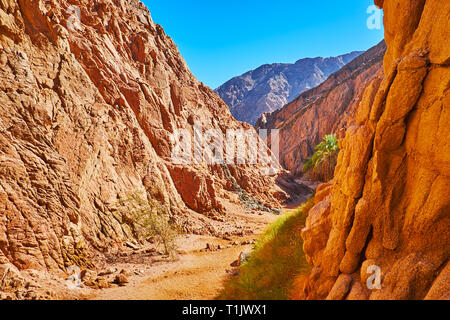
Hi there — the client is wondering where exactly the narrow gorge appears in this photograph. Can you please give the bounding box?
[0,0,448,301]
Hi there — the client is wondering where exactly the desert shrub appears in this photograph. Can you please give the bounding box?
[303,134,339,182]
[117,191,179,257]
[218,197,314,300]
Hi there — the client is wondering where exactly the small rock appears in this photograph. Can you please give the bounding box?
[238,249,252,266]
[24,290,39,300]
[209,226,217,234]
[0,292,13,300]
[98,267,117,277]
[206,243,218,251]
[119,269,131,277]
[80,269,97,283]
[15,290,24,300]
[25,281,41,289]
[125,241,140,250]
[96,278,110,289]
[114,274,129,286]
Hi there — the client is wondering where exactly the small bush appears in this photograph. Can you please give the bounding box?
[116,192,179,257]
[218,197,315,300]
[303,134,339,182]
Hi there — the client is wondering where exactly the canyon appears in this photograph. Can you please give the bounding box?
[0,0,448,301]
[0,0,287,277]
[256,41,386,175]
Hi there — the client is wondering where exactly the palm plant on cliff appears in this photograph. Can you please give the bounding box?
[303,134,339,182]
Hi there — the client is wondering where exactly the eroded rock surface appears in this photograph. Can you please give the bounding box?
[0,0,285,273]
[301,0,449,300]
[256,41,386,175]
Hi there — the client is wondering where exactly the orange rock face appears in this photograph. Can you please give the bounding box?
[0,0,285,271]
[301,0,450,300]
[256,42,386,176]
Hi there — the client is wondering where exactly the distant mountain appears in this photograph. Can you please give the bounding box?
[255,41,386,176]
[215,51,363,124]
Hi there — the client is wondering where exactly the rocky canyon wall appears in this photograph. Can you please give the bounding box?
[0,0,285,271]
[301,0,449,300]
[256,41,386,176]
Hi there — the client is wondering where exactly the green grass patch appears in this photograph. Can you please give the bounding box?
[217,197,315,300]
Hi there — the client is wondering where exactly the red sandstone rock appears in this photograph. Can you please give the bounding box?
[256,41,386,176]
[301,0,450,300]
[0,0,285,272]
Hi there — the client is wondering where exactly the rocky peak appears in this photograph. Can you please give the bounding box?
[216,51,362,125]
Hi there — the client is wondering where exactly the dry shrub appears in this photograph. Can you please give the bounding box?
[116,191,179,258]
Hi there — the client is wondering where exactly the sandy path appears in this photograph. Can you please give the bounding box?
[90,210,278,300]
[93,244,251,300]
[89,193,310,300]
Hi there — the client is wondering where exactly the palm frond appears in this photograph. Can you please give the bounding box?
[302,134,340,181]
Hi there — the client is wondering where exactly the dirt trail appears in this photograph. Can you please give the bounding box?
[89,210,278,300]
[88,190,310,300]
[93,243,253,300]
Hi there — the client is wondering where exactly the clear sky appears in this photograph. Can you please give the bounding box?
[143,1,384,89]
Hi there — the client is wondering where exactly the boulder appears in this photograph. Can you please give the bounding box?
[238,250,252,266]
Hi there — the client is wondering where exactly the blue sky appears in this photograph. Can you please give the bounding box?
[143,1,384,89]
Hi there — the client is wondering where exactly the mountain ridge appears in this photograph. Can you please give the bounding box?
[215,51,363,124]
